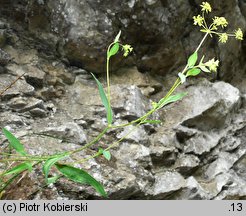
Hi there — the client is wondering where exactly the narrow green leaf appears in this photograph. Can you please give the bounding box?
[103,150,111,161]
[3,162,32,176]
[187,68,201,77]
[43,155,66,183]
[107,42,119,59]
[55,164,107,197]
[178,72,186,83]
[187,52,198,67]
[141,119,162,124]
[199,65,210,73]
[91,73,113,124]
[114,30,121,43]
[0,173,20,192]
[2,128,27,156]
[157,92,188,109]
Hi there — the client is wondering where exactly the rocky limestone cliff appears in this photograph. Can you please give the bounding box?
[0,0,245,199]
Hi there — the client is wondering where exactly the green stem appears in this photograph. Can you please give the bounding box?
[195,32,209,53]
[75,122,142,164]
[68,126,109,155]
[106,42,115,113]
[106,57,111,109]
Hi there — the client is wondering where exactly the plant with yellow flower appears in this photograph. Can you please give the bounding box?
[193,2,243,43]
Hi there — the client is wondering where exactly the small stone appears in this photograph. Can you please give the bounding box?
[204,152,240,180]
[114,143,151,169]
[29,108,47,117]
[177,177,212,200]
[24,65,46,88]
[116,125,149,146]
[174,154,200,174]
[7,97,27,109]
[0,48,11,66]
[150,171,185,198]
[0,75,35,100]
[183,132,221,155]
[20,98,45,112]
[0,29,7,47]
[39,122,87,144]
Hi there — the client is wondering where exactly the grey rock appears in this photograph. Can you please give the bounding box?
[205,148,246,180]
[7,97,28,109]
[176,176,212,200]
[110,67,162,97]
[174,154,200,175]
[19,98,45,113]
[111,85,152,121]
[149,171,185,198]
[116,126,149,146]
[181,81,240,130]
[149,130,179,166]
[213,171,246,200]
[0,74,35,100]
[38,122,87,145]
[29,108,47,118]
[0,48,11,66]
[0,112,27,128]
[183,131,222,155]
[0,29,7,47]
[114,142,151,169]
[24,65,46,88]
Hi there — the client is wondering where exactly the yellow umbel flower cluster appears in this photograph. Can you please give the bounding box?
[193,15,204,26]
[204,58,219,72]
[212,17,228,29]
[235,28,243,40]
[122,44,133,57]
[193,2,244,43]
[200,2,212,13]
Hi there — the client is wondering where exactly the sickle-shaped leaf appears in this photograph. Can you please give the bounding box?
[107,42,119,59]
[43,155,66,183]
[91,73,113,124]
[2,128,27,156]
[187,52,198,67]
[55,164,107,197]
[3,162,32,176]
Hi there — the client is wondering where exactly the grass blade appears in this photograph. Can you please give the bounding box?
[91,73,113,124]
[3,163,32,176]
[43,156,66,183]
[2,128,27,156]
